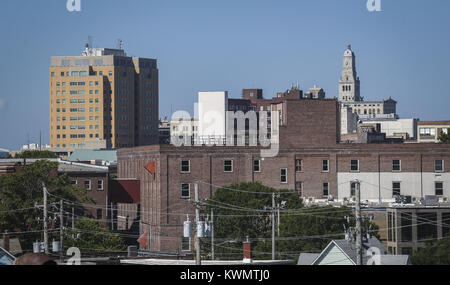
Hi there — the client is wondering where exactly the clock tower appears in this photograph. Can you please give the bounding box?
[339,44,361,102]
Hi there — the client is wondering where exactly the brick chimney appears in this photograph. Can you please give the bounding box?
[243,236,252,263]
[3,231,10,252]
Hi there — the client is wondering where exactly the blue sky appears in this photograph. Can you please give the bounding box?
[0,0,449,149]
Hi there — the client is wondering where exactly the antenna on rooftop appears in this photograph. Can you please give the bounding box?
[117,39,124,50]
[88,35,93,49]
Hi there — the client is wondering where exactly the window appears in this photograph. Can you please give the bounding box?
[181,237,190,251]
[97,179,104,191]
[350,159,359,172]
[71,180,77,185]
[253,160,260,172]
[322,182,329,197]
[181,183,190,198]
[295,182,303,196]
[96,209,103,220]
[295,159,302,172]
[401,213,412,242]
[181,160,190,173]
[392,159,401,172]
[420,127,436,137]
[417,213,437,240]
[392,182,401,196]
[435,182,444,196]
[84,179,91,190]
[322,159,329,172]
[280,168,287,183]
[435,160,444,172]
[350,182,357,197]
[224,160,233,172]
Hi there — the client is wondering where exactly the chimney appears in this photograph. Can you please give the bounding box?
[3,231,10,252]
[243,236,252,263]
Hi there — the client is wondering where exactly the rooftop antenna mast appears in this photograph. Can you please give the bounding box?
[117,39,124,50]
[88,35,93,49]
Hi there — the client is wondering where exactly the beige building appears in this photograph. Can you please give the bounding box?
[49,46,158,149]
[417,121,450,143]
[170,117,198,143]
[338,45,398,135]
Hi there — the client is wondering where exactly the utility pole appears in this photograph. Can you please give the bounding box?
[277,204,281,237]
[272,193,275,260]
[110,202,114,231]
[195,183,201,265]
[60,200,64,263]
[211,208,215,261]
[71,203,75,239]
[355,180,363,265]
[43,183,49,254]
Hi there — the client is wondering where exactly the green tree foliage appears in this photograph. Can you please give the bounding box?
[0,160,90,250]
[411,238,450,265]
[14,150,58,159]
[438,128,450,143]
[202,182,379,260]
[64,218,126,253]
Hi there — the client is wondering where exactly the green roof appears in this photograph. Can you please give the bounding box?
[68,149,117,163]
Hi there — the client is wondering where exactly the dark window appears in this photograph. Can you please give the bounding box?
[253,160,260,172]
[322,160,329,172]
[435,160,444,172]
[97,209,103,220]
[392,182,401,196]
[295,182,303,196]
[71,180,77,185]
[295,159,302,172]
[435,182,444,196]
[181,183,190,198]
[387,212,393,242]
[392,159,401,172]
[280,168,287,183]
[417,213,438,241]
[322,182,329,197]
[350,182,356,197]
[224,160,233,172]
[443,213,450,237]
[181,160,190,173]
[84,179,91,190]
[400,213,412,242]
[97,179,104,191]
[181,237,190,251]
[350,159,359,172]
[401,248,412,256]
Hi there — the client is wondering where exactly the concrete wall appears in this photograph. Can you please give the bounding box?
[198,91,228,143]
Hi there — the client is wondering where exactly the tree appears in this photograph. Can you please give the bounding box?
[64,218,126,253]
[438,128,450,143]
[0,160,90,250]
[411,238,450,265]
[14,150,58,159]
[202,182,378,260]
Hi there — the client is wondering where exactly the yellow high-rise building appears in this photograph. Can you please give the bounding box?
[49,46,158,149]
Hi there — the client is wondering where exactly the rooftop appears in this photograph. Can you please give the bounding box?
[58,161,109,174]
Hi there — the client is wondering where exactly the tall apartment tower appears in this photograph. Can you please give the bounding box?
[338,44,361,102]
[49,45,159,149]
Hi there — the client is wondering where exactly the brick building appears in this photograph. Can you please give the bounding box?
[117,98,450,253]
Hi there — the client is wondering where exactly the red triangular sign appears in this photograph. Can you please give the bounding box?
[138,232,147,248]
